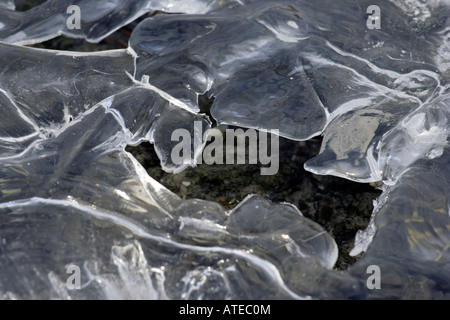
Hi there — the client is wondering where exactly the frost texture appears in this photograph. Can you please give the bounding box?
[0,0,449,299]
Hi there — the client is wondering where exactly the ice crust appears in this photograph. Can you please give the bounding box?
[0,0,449,299]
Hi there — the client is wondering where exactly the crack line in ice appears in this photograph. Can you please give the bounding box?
[126,72,198,114]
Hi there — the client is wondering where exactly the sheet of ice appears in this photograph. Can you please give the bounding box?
[0,0,232,45]
[0,0,14,10]
[0,90,335,298]
[129,0,446,145]
[0,0,449,299]
[0,43,135,157]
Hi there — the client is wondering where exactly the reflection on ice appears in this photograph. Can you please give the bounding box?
[0,0,449,299]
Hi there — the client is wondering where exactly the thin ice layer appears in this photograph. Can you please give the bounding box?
[0,0,232,45]
[304,82,448,183]
[0,41,335,298]
[0,0,14,10]
[0,42,135,157]
[0,0,449,299]
[346,141,450,299]
[130,0,446,145]
[0,90,336,298]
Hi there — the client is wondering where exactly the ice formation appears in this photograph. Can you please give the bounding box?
[0,0,449,299]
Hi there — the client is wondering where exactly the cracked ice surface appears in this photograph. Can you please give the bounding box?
[0,0,230,45]
[0,0,449,299]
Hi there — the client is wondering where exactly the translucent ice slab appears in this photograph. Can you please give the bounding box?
[129,0,447,149]
[0,0,14,10]
[0,93,335,298]
[0,0,230,45]
[0,43,135,157]
[0,0,449,299]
